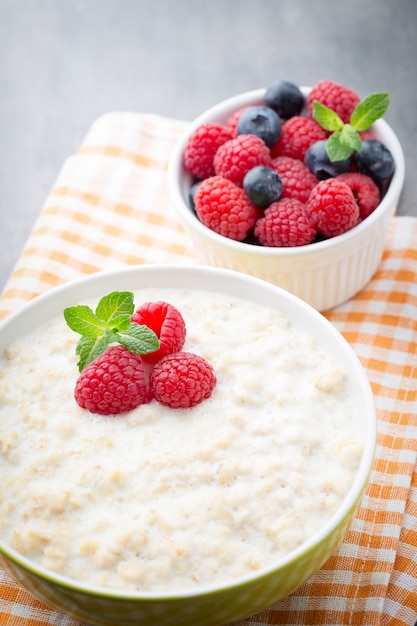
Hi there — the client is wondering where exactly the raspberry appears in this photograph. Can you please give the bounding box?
[194,175,258,241]
[213,134,272,186]
[150,352,216,409]
[306,179,360,238]
[307,80,361,124]
[131,301,186,364]
[359,130,378,141]
[336,172,380,219]
[183,123,233,180]
[74,345,152,415]
[270,116,326,160]
[271,155,318,203]
[254,198,317,247]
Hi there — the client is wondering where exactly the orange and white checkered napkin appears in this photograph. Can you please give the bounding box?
[0,112,416,626]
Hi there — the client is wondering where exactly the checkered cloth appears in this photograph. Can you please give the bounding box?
[0,112,416,626]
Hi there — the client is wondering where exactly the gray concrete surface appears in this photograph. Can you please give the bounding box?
[1,0,416,290]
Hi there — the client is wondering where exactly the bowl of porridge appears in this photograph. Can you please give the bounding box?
[0,264,376,626]
[167,82,405,312]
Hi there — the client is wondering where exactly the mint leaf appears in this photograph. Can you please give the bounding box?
[65,291,161,371]
[95,291,134,331]
[339,124,362,152]
[115,323,159,355]
[75,332,115,372]
[314,90,391,162]
[313,101,344,132]
[350,93,390,131]
[64,305,107,338]
[326,132,354,162]
[326,120,368,163]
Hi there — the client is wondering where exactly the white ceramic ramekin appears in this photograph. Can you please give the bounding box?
[167,87,405,311]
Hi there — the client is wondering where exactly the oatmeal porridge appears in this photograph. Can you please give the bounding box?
[0,288,362,592]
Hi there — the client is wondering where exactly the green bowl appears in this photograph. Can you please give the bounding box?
[0,265,376,625]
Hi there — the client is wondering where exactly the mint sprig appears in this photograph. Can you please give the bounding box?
[64,291,159,372]
[313,92,390,162]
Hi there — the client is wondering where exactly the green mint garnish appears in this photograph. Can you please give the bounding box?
[113,322,161,355]
[350,93,390,130]
[64,291,159,372]
[313,92,390,162]
[95,290,136,330]
[312,101,344,132]
[75,333,114,371]
[325,124,363,161]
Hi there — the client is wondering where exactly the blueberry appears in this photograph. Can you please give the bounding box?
[354,139,395,182]
[242,228,263,246]
[264,80,305,119]
[305,140,351,179]
[237,105,282,147]
[243,166,283,209]
[188,180,202,213]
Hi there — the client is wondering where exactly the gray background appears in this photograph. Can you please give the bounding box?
[1,0,416,290]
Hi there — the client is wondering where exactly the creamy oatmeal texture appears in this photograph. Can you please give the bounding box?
[0,288,362,592]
